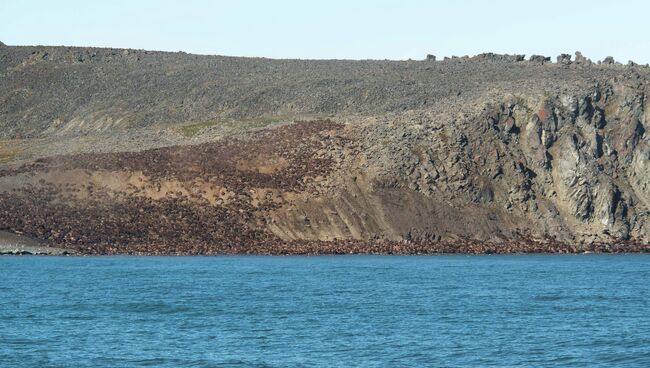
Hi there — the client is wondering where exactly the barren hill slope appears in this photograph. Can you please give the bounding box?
[0,43,648,254]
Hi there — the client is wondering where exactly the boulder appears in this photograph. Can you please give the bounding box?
[557,54,572,65]
[602,56,616,64]
[529,55,550,63]
[574,51,591,65]
[426,54,436,61]
[472,53,525,62]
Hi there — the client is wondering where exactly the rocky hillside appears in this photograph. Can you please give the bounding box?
[0,43,648,254]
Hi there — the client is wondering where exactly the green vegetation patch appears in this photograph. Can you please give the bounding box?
[0,141,22,163]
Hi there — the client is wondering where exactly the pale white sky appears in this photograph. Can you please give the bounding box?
[1,0,647,63]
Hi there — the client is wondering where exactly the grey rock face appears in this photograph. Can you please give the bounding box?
[342,78,649,245]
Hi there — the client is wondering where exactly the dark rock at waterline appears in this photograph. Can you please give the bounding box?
[0,231,71,255]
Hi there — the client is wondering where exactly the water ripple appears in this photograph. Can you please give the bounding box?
[0,255,649,367]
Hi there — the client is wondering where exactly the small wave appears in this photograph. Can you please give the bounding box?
[110,302,193,314]
[534,294,564,301]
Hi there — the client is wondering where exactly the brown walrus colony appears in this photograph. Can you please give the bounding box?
[0,45,649,254]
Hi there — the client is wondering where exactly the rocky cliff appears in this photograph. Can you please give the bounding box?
[0,44,648,254]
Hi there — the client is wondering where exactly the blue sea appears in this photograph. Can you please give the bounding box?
[1,255,650,367]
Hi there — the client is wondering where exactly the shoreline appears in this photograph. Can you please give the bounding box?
[0,244,72,256]
[3,239,646,256]
[0,231,71,255]
[3,251,649,257]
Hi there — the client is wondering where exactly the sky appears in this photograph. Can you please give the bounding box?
[1,0,648,63]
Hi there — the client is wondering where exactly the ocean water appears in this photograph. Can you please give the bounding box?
[1,255,650,367]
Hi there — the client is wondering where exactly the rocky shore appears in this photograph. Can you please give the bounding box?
[62,239,650,256]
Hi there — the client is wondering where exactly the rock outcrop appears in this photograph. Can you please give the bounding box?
[557,54,572,65]
[530,55,551,63]
[603,56,616,65]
